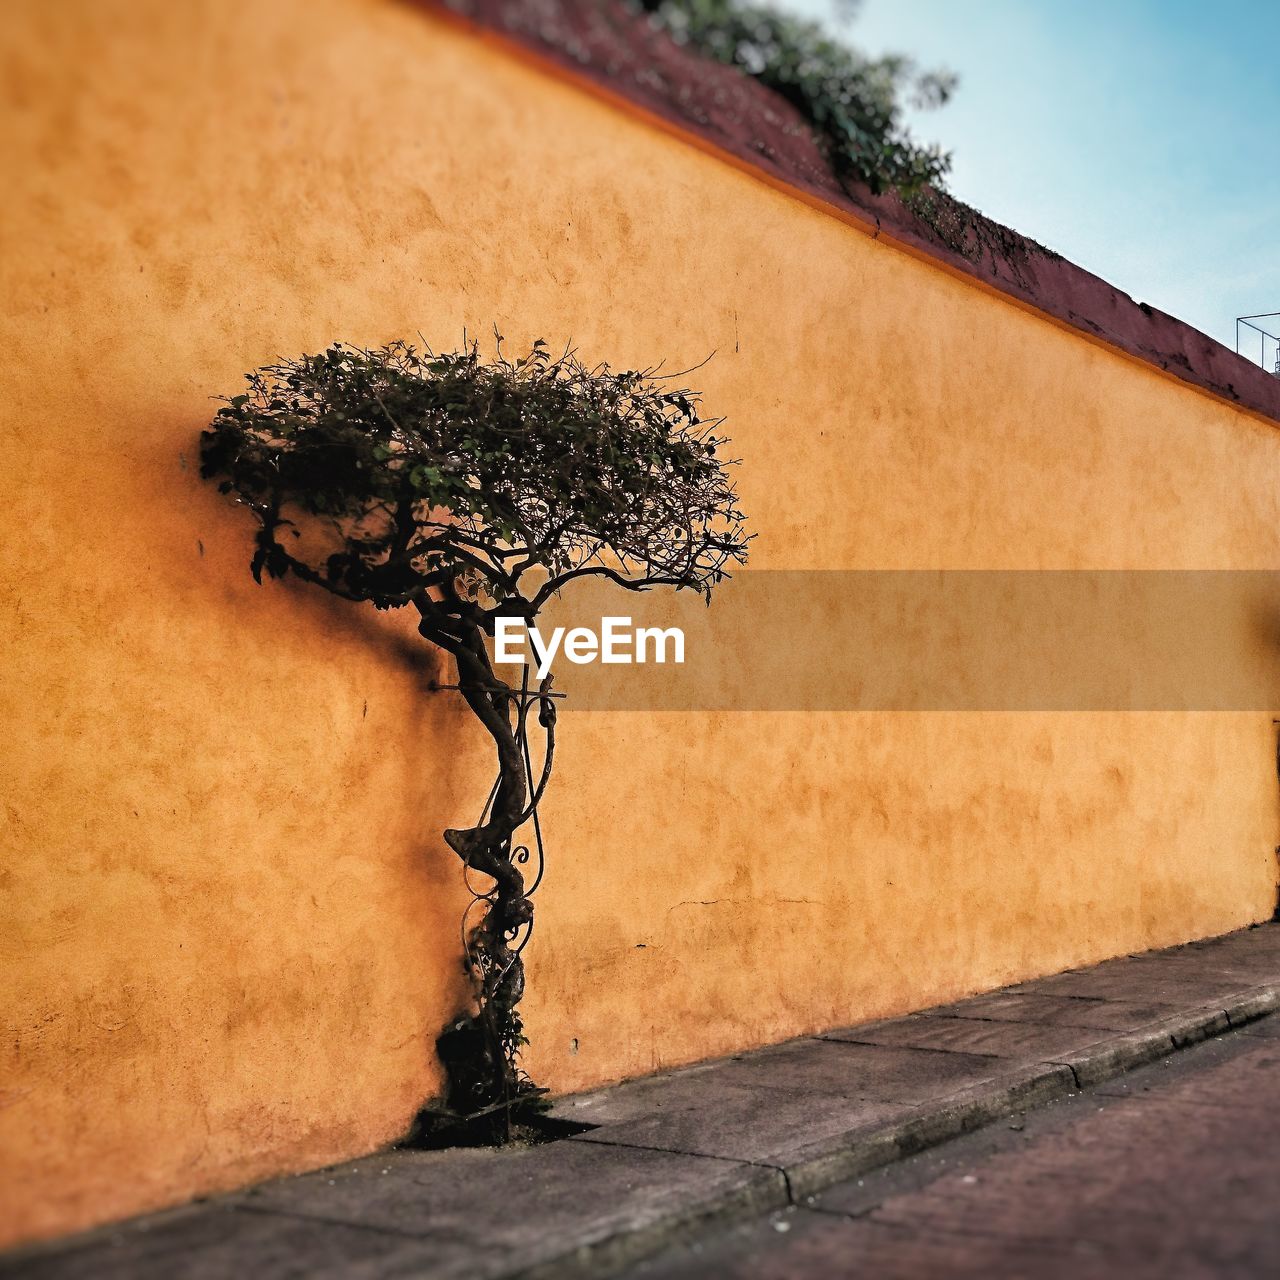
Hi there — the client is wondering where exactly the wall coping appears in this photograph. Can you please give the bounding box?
[425,0,1280,429]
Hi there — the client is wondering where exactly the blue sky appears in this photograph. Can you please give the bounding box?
[786,0,1279,361]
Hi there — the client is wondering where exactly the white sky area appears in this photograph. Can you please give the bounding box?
[784,0,1280,362]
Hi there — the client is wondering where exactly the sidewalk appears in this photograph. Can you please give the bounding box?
[5,923,1278,1280]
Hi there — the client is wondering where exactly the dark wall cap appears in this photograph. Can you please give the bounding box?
[430,0,1280,427]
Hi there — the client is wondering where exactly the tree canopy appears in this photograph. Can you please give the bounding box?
[201,337,749,622]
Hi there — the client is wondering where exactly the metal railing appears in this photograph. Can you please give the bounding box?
[1236,312,1280,376]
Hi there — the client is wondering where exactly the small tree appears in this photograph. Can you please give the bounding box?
[201,336,749,1133]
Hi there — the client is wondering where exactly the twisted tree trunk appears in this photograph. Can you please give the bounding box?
[415,597,555,1129]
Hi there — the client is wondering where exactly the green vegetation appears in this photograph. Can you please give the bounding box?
[636,0,955,194]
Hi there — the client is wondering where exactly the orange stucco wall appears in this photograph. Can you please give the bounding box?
[2,0,1278,1250]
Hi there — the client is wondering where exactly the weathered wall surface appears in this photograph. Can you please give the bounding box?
[2,0,1277,1248]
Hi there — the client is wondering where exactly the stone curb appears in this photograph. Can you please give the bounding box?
[518,981,1279,1279]
[518,1166,788,1280]
[782,1062,1076,1202]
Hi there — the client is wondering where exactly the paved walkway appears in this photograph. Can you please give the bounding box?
[3,923,1277,1279]
[620,1007,1280,1279]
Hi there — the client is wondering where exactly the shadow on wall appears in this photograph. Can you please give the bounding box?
[1,416,490,1246]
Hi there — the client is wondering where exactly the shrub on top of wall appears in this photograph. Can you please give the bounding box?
[635,0,956,195]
